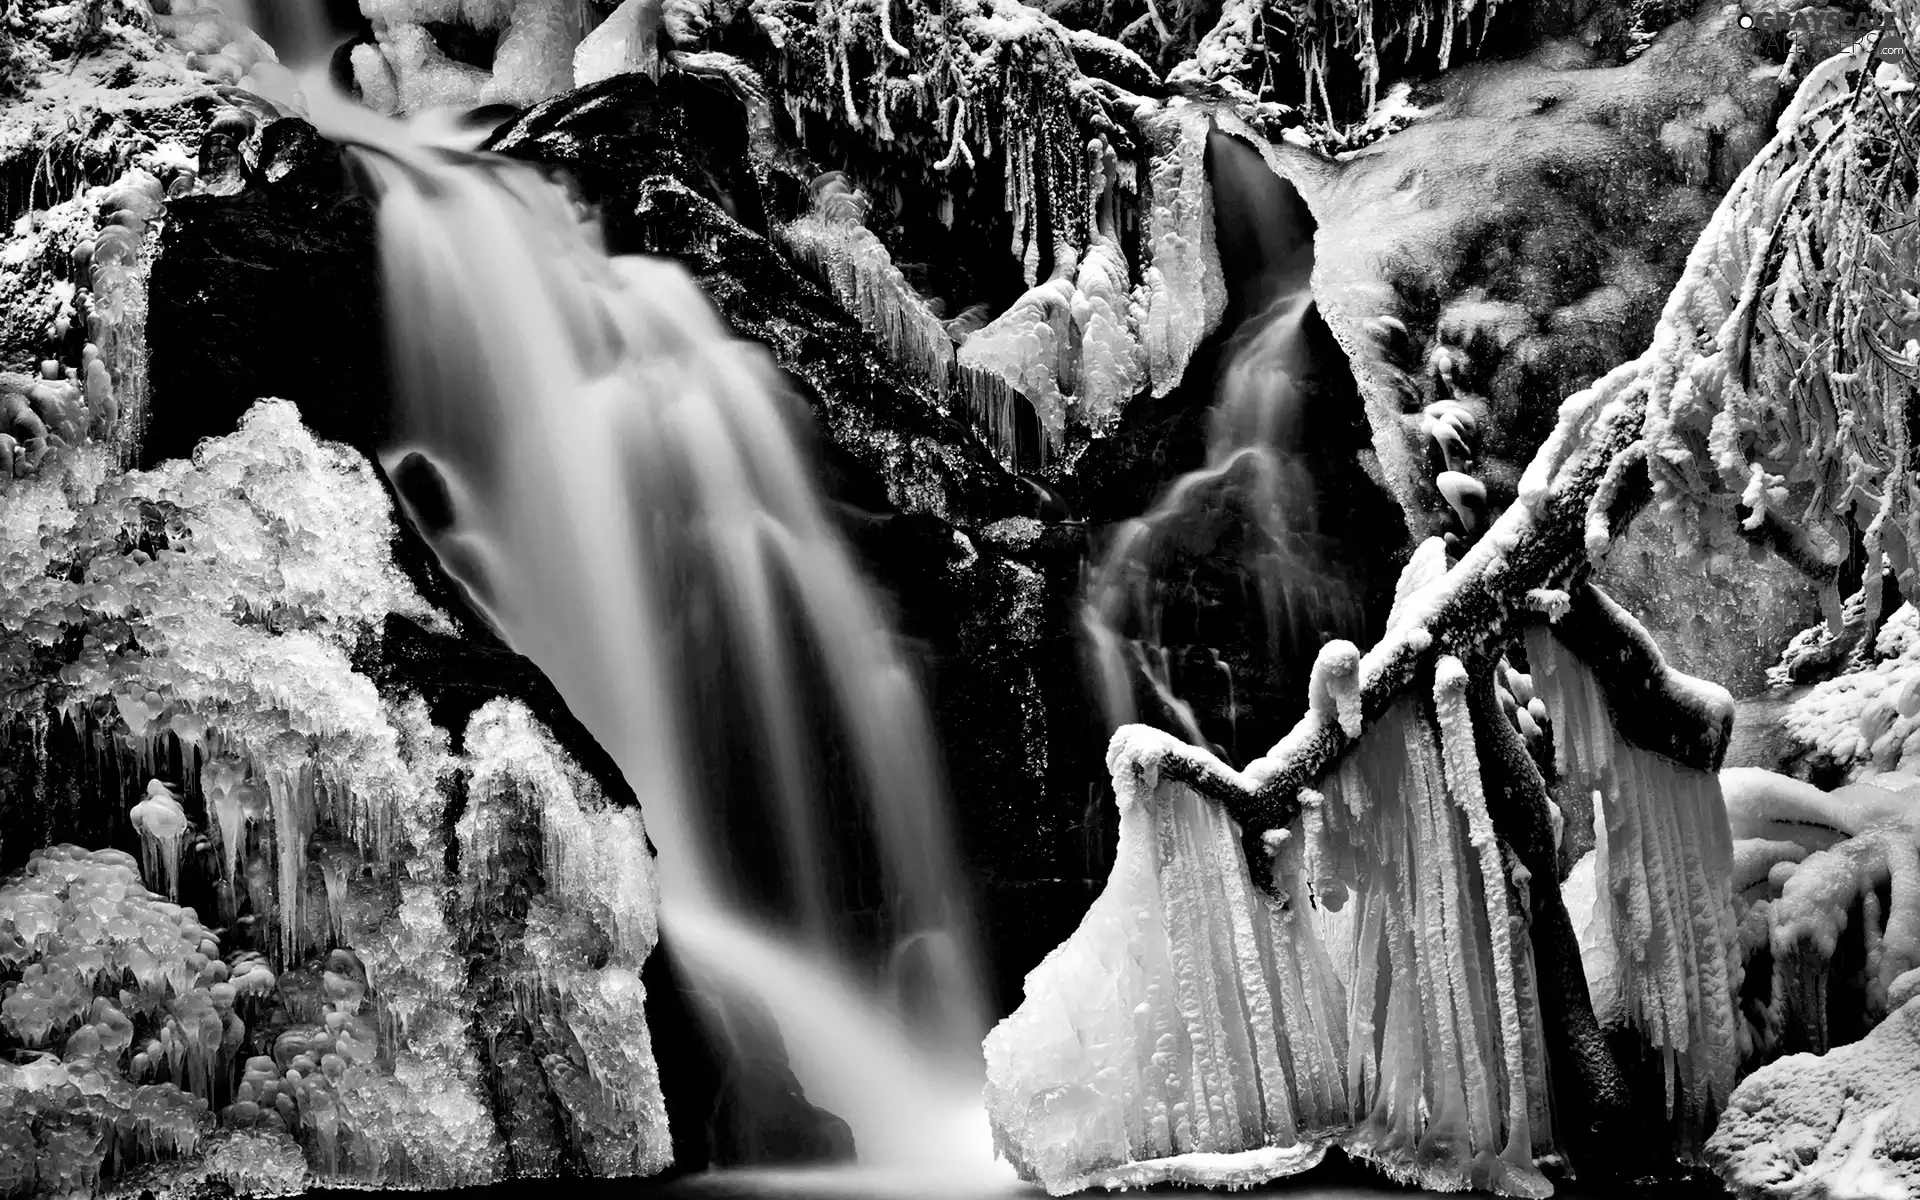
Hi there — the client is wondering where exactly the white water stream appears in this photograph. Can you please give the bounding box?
[305,90,1005,1176]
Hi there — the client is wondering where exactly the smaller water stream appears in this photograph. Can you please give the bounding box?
[1083,130,1365,759]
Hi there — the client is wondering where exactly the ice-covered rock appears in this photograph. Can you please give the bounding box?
[0,398,677,1189]
[457,698,672,1177]
[1709,994,1920,1200]
[1784,604,1920,779]
[573,0,664,84]
[353,0,590,113]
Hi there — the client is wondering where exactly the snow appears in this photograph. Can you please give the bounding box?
[1637,44,1916,621]
[1709,993,1920,1200]
[1770,824,1920,1030]
[1784,605,1920,779]
[1723,768,1920,842]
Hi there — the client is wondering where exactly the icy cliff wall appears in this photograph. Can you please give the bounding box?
[0,403,672,1194]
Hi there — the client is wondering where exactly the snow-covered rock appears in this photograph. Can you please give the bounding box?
[1709,995,1920,1200]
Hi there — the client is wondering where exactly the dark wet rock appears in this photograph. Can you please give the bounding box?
[645,938,856,1170]
[256,116,354,190]
[485,72,1030,525]
[375,613,647,816]
[145,122,389,466]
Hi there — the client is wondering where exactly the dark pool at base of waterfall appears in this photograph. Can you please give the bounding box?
[313,1153,1734,1200]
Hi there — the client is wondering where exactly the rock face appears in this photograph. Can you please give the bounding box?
[484,71,1031,525]
[1709,996,1920,1200]
[145,119,389,466]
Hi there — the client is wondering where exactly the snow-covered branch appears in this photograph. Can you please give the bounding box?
[1129,40,1914,854]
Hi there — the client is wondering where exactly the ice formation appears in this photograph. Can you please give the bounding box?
[1716,765,1920,1064]
[1707,990,1920,1200]
[1784,603,1920,778]
[2,166,161,479]
[948,106,1227,457]
[352,0,594,113]
[457,699,671,1177]
[573,0,665,85]
[1526,624,1740,1142]
[0,399,674,1191]
[755,0,1245,458]
[0,848,217,1195]
[782,175,1037,467]
[988,692,1553,1197]
[983,726,1347,1195]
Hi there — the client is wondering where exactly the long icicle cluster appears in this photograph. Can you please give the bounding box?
[982,725,1350,1195]
[1126,37,1908,851]
[1526,619,1741,1151]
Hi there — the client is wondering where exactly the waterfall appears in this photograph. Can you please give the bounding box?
[1084,129,1369,763]
[317,104,992,1167]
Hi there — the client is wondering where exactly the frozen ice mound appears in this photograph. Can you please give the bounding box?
[458,698,672,1177]
[352,0,590,114]
[986,705,1551,1197]
[0,847,221,1194]
[983,726,1345,1194]
[1708,993,1920,1200]
[0,400,672,1191]
[573,0,662,85]
[1718,767,1920,1059]
[1783,604,1920,779]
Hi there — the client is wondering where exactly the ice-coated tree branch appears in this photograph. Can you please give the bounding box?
[1126,39,1910,853]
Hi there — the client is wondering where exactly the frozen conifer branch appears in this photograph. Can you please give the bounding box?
[1640,40,1920,627]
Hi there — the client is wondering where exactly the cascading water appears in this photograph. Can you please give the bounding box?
[313,103,995,1170]
[1083,133,1367,762]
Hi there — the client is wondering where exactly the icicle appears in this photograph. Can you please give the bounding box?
[1526,625,1740,1143]
[130,779,190,900]
[1433,658,1538,1184]
[202,757,251,886]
